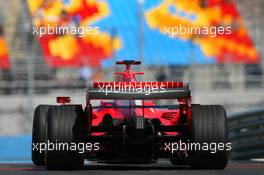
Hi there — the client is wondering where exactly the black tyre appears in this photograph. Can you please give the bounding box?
[190,105,228,169]
[46,105,85,170]
[32,105,51,166]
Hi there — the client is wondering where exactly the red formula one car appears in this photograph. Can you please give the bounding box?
[32,60,229,170]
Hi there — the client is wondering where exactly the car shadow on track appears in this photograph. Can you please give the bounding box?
[83,164,190,171]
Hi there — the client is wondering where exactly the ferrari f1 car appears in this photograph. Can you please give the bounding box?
[32,60,229,170]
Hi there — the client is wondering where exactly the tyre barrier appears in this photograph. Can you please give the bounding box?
[228,108,264,160]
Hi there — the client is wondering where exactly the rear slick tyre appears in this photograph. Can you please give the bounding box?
[46,105,85,170]
[190,105,228,169]
[32,105,51,166]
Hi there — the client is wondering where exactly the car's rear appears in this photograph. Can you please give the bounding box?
[31,60,229,170]
[87,81,192,164]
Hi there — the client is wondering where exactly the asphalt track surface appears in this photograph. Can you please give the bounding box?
[0,161,263,175]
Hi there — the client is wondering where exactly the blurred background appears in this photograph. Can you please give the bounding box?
[0,0,263,162]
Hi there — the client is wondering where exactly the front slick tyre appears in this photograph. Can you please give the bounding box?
[190,105,228,170]
[46,105,85,170]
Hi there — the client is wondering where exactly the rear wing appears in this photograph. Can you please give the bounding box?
[87,82,190,100]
